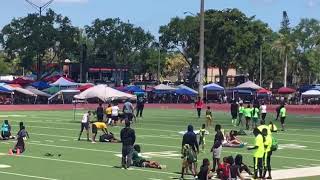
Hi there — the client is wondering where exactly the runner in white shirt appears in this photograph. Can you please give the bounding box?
[78,111,91,141]
[260,102,267,124]
[111,103,120,126]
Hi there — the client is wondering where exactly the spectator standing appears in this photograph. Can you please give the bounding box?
[195,97,204,119]
[96,103,104,122]
[120,120,136,169]
[136,95,145,118]
[123,99,134,122]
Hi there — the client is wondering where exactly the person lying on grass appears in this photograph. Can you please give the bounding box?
[132,144,165,169]
[99,132,121,143]
[9,125,29,155]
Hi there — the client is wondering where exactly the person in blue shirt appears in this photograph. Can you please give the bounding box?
[1,120,11,140]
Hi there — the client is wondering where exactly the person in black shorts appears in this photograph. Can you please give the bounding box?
[230,100,238,126]
[78,111,91,141]
[96,103,104,122]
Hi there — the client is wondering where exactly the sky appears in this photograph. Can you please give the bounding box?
[1,0,320,38]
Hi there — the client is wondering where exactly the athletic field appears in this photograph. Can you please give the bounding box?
[0,108,320,180]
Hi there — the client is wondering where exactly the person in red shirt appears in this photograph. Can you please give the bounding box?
[195,97,204,119]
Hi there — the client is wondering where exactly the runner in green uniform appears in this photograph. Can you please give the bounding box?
[248,128,265,179]
[252,105,260,129]
[237,103,245,127]
[279,105,286,131]
[244,105,252,130]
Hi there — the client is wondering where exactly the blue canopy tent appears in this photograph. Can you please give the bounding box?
[175,88,197,96]
[124,85,145,93]
[204,83,225,101]
[0,86,13,93]
[177,84,198,94]
[31,81,51,90]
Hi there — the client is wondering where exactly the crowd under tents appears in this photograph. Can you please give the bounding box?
[301,89,320,97]
[123,85,145,95]
[234,81,262,90]
[74,84,136,102]
[48,89,80,104]
[277,87,296,94]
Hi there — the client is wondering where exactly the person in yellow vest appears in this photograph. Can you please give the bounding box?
[269,122,278,132]
[205,106,213,128]
[252,104,260,129]
[247,128,265,179]
[262,128,273,179]
[279,104,287,131]
[105,103,112,125]
[258,121,271,136]
[91,122,108,143]
[244,105,252,130]
[237,103,245,127]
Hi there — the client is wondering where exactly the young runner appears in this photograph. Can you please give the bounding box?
[205,106,213,128]
[111,103,120,126]
[211,124,224,172]
[279,104,287,131]
[260,102,267,124]
[78,111,91,141]
[105,104,112,125]
[230,100,238,126]
[132,144,164,169]
[91,121,108,143]
[262,128,273,179]
[9,125,28,155]
[238,103,245,127]
[248,128,265,179]
[252,104,260,129]
[197,158,213,180]
[195,97,204,119]
[198,124,206,152]
[244,105,252,130]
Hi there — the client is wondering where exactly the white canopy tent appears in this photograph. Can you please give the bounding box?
[48,89,80,104]
[50,77,78,87]
[3,85,36,96]
[154,84,176,91]
[25,86,51,97]
[302,90,320,97]
[74,84,136,102]
[235,81,262,90]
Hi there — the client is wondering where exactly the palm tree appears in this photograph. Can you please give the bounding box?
[272,33,294,87]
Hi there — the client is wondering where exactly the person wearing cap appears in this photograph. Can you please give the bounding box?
[120,120,136,169]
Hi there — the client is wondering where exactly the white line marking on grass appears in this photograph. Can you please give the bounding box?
[59,139,69,142]
[10,154,178,176]
[272,166,320,179]
[148,178,163,180]
[0,164,11,168]
[297,165,311,168]
[0,171,59,180]
[30,141,41,143]
[44,140,54,143]
[282,166,297,169]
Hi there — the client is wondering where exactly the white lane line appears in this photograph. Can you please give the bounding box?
[30,141,41,143]
[44,140,54,143]
[282,166,297,169]
[0,171,59,180]
[59,139,69,142]
[10,154,178,176]
[273,166,320,180]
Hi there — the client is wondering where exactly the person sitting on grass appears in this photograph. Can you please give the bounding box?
[132,144,165,169]
[18,122,30,140]
[223,130,246,148]
[9,125,28,155]
[1,120,12,140]
[91,121,108,143]
[234,154,253,176]
[197,158,213,180]
[216,157,230,180]
[99,132,121,143]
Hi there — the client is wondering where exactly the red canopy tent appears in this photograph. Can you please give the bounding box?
[77,84,94,92]
[278,87,296,94]
[10,78,34,85]
[257,88,271,94]
[44,75,74,83]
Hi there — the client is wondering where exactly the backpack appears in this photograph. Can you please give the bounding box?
[271,136,278,151]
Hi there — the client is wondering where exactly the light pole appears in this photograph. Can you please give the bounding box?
[259,43,262,86]
[199,0,205,99]
[25,0,54,80]
[157,40,161,82]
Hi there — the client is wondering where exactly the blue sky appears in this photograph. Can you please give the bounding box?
[1,0,320,38]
